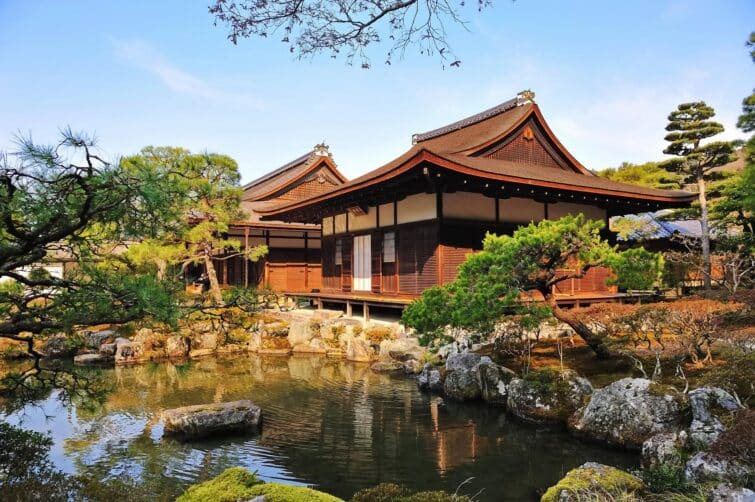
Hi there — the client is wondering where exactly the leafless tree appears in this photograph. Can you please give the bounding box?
[208,0,494,67]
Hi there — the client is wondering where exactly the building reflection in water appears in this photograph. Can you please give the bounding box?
[428,398,483,475]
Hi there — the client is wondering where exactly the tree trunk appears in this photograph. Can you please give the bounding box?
[697,173,712,290]
[203,245,224,305]
[543,291,614,359]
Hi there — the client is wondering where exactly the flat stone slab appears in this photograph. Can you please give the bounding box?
[73,353,110,365]
[162,400,262,439]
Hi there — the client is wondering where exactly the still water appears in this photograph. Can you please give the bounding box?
[5,355,637,501]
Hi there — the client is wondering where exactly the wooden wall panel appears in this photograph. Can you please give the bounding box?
[341,237,352,292]
[441,245,473,285]
[371,231,382,293]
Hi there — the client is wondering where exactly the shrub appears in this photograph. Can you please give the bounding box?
[607,247,664,291]
[401,286,452,337]
[351,324,363,336]
[641,462,688,493]
[365,325,394,344]
[698,349,755,407]
[709,409,755,469]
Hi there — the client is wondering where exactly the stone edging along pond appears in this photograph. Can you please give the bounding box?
[42,308,754,500]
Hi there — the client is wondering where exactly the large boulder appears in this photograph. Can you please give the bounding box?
[379,337,424,362]
[684,452,753,486]
[115,341,147,365]
[417,364,443,393]
[39,333,78,359]
[475,359,516,405]
[688,387,740,449]
[194,332,218,351]
[287,320,316,347]
[442,353,482,401]
[346,337,374,362]
[541,462,644,502]
[708,483,755,502]
[99,342,117,357]
[507,369,592,423]
[569,378,689,449]
[444,369,481,401]
[445,352,481,372]
[641,431,686,467]
[162,400,262,439]
[83,329,116,349]
[371,360,405,373]
[165,335,189,359]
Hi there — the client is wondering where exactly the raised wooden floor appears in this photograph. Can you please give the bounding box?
[285,290,657,321]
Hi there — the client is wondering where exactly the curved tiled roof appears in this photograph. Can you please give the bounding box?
[258,96,695,219]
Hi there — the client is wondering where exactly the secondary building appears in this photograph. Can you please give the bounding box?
[214,144,347,293]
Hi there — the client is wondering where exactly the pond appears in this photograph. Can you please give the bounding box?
[4,354,637,501]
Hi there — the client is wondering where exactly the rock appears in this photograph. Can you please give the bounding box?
[114,337,131,347]
[445,352,481,372]
[444,368,481,401]
[162,400,262,439]
[165,335,189,359]
[379,337,423,362]
[569,378,688,449]
[709,483,755,502]
[684,452,753,486]
[346,337,374,362]
[688,387,740,448]
[194,333,218,351]
[541,462,643,502]
[476,360,516,405]
[99,343,117,357]
[371,361,404,373]
[287,320,315,347]
[40,333,78,358]
[417,364,443,392]
[133,328,162,351]
[189,348,215,359]
[642,432,686,467]
[73,353,109,365]
[248,331,262,353]
[403,359,422,375]
[115,341,146,365]
[507,369,592,423]
[84,329,116,348]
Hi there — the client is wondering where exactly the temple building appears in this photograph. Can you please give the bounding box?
[254,92,695,313]
[215,144,347,292]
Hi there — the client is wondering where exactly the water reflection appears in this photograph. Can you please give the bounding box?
[3,354,637,501]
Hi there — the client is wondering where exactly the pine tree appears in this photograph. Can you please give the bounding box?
[660,102,735,289]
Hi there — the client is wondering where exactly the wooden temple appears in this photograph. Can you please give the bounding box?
[215,144,347,292]
[254,91,695,312]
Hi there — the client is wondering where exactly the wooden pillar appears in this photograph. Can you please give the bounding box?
[363,302,370,322]
[495,197,500,224]
[244,227,249,288]
[346,300,352,317]
[263,230,270,286]
[544,202,549,220]
[304,231,309,290]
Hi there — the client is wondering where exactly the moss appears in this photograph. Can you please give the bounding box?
[351,483,471,502]
[176,467,263,501]
[541,464,644,502]
[352,483,410,501]
[246,482,342,501]
[177,468,341,502]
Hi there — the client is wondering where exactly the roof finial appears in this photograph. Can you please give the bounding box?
[313,142,330,156]
[517,89,535,104]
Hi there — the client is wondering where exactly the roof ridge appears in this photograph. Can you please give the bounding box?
[412,91,534,144]
[242,150,314,190]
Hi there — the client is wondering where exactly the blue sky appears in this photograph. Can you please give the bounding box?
[1,1,753,183]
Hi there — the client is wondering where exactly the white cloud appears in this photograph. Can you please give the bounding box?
[112,39,262,108]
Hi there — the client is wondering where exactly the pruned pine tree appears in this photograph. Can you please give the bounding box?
[122,147,267,305]
[660,102,735,290]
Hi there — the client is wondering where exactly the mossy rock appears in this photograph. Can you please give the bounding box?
[351,483,471,501]
[177,467,342,502]
[541,462,643,502]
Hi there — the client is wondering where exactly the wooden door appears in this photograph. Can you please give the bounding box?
[352,234,372,292]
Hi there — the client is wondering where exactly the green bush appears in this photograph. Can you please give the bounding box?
[607,247,664,291]
[641,462,688,493]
